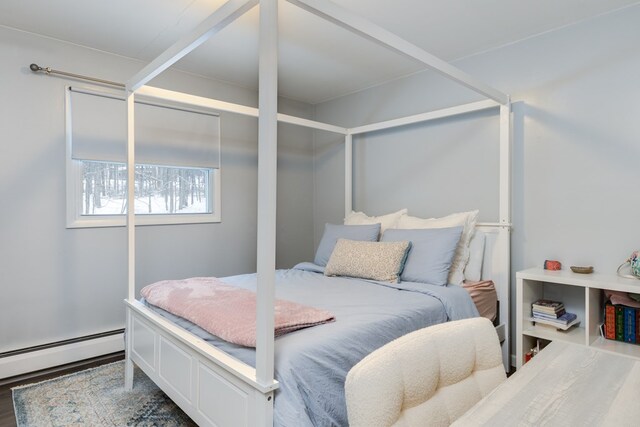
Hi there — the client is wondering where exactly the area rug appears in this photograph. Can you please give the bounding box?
[12,361,197,426]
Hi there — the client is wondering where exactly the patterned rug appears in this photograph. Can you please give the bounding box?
[12,361,197,426]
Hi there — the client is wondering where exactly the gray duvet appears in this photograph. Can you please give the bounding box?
[142,263,478,426]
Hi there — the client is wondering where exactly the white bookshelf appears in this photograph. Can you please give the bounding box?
[516,268,640,368]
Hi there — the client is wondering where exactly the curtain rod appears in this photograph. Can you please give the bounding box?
[29,63,125,88]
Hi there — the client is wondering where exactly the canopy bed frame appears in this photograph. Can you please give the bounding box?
[122,0,512,426]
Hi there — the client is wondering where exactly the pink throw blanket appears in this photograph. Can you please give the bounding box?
[141,277,335,347]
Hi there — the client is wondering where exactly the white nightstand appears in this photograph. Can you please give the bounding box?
[516,267,640,369]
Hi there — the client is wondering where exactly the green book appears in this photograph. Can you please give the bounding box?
[616,305,625,342]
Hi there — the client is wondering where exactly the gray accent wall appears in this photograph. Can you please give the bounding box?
[313,6,640,346]
[0,26,315,353]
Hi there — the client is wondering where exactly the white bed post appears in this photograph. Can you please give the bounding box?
[255,0,278,423]
[124,91,136,391]
[498,102,511,233]
[498,100,512,370]
[344,133,353,217]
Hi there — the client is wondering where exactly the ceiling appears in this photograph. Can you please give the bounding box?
[1,0,638,104]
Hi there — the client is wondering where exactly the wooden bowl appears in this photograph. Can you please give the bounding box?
[570,266,594,274]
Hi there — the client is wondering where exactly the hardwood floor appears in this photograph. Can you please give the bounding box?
[0,386,16,427]
[0,352,124,427]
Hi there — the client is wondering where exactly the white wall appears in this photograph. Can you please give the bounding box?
[313,6,640,346]
[0,26,315,354]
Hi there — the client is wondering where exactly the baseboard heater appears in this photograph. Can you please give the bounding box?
[0,329,125,380]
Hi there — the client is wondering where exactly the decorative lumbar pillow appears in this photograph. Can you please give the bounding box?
[396,210,478,286]
[314,223,381,267]
[324,239,411,283]
[344,208,408,234]
[382,227,463,286]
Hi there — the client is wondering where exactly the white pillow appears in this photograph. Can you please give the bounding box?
[464,231,486,282]
[396,210,479,286]
[344,208,408,234]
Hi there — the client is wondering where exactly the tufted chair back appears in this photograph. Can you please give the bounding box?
[345,317,505,427]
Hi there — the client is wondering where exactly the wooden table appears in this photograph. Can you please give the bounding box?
[453,341,640,426]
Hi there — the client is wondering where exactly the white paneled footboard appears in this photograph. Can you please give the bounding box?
[125,300,278,427]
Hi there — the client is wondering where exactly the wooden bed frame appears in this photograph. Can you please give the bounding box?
[123,1,512,426]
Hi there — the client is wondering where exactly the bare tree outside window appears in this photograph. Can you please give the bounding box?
[81,161,210,215]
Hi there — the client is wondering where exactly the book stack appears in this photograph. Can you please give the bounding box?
[604,303,640,344]
[531,299,578,329]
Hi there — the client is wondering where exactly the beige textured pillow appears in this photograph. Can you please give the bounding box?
[324,239,410,283]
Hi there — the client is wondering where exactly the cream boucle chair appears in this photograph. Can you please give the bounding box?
[345,317,505,427]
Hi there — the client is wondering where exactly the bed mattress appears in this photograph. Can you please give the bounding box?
[142,263,479,426]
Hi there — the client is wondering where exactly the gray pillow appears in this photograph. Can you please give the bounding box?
[314,223,381,266]
[381,227,463,286]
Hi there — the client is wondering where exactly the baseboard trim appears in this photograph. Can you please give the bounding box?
[0,333,124,380]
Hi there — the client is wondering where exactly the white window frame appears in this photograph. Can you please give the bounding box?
[65,85,222,228]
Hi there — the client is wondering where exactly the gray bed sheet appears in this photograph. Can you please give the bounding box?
[142,263,479,427]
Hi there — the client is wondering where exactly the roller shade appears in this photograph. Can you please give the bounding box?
[69,88,220,168]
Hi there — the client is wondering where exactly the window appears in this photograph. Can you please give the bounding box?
[80,161,212,215]
[66,86,221,228]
